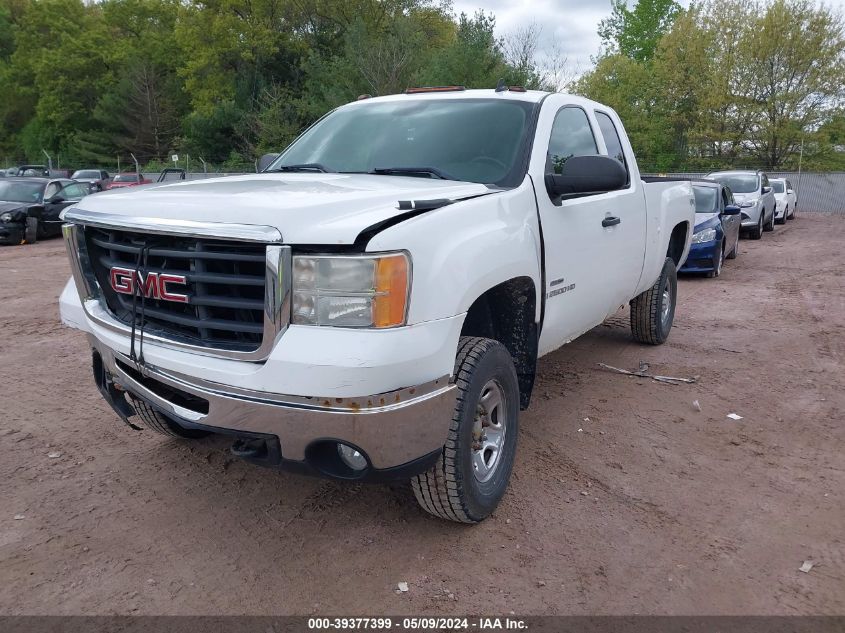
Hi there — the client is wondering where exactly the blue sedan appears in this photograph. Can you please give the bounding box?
[681,181,742,278]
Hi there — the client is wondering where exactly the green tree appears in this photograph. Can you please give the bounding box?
[598,0,682,62]
[737,0,845,168]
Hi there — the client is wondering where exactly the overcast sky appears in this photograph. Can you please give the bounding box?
[452,0,845,72]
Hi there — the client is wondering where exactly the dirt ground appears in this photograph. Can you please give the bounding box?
[0,214,843,616]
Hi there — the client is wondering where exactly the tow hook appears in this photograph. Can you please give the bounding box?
[231,437,268,460]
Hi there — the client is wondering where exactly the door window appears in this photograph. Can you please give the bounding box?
[61,183,89,200]
[44,182,61,200]
[546,107,597,175]
[594,111,629,183]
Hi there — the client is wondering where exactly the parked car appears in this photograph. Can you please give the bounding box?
[59,88,695,523]
[705,170,775,239]
[9,164,51,177]
[771,178,797,223]
[106,172,152,189]
[0,178,89,244]
[680,181,741,277]
[71,169,112,192]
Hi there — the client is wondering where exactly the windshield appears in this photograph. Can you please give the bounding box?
[72,170,100,179]
[0,181,44,203]
[771,180,785,193]
[693,186,719,213]
[709,173,758,194]
[113,174,139,182]
[270,98,536,185]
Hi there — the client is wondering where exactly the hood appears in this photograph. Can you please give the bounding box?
[70,173,494,244]
[694,213,720,232]
[731,192,758,204]
[0,201,28,212]
[0,201,30,219]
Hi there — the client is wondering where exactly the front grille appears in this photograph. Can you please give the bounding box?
[83,227,267,351]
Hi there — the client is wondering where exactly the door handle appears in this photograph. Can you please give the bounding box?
[602,216,621,227]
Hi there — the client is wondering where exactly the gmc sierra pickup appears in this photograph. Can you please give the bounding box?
[59,87,694,523]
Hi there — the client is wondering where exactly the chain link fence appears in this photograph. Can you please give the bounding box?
[644,172,845,214]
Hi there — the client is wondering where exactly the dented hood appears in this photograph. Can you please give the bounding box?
[69,173,493,244]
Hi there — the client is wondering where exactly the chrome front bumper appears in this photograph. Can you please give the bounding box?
[90,336,456,471]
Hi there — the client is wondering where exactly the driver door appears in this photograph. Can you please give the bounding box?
[43,182,87,236]
[531,96,647,356]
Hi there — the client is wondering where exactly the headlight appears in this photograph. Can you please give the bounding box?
[0,212,12,222]
[739,201,755,208]
[292,252,410,327]
[691,228,717,243]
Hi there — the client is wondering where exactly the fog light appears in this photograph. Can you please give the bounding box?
[337,444,368,471]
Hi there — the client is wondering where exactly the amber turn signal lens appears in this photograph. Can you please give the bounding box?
[373,254,409,328]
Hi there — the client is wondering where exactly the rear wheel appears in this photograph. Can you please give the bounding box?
[630,257,677,345]
[411,337,519,523]
[23,217,38,244]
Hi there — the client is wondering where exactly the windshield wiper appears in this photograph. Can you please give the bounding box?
[369,166,458,181]
[270,163,333,173]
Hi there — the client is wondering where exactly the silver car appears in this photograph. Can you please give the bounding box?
[704,170,776,240]
[70,169,112,192]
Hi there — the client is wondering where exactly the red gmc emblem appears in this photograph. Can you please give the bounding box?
[109,266,189,303]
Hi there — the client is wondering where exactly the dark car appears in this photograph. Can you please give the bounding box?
[680,180,742,278]
[0,178,89,245]
[71,169,112,192]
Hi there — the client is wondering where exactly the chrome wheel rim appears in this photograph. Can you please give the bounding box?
[472,379,508,483]
[661,283,672,326]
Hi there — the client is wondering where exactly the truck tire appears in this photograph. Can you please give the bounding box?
[630,257,677,345]
[411,337,519,523]
[23,217,38,244]
[129,395,210,439]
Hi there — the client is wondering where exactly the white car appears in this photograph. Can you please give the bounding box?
[771,178,797,223]
[59,87,694,523]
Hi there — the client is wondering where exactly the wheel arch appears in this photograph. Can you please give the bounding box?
[459,276,538,410]
[666,221,690,267]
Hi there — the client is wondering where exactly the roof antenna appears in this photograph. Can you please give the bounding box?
[495,78,507,92]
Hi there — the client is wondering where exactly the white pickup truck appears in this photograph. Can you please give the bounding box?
[59,87,694,523]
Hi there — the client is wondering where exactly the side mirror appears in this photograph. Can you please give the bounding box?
[723,204,741,216]
[545,155,627,200]
[787,188,794,194]
[258,153,279,172]
[47,195,66,204]
[762,186,772,194]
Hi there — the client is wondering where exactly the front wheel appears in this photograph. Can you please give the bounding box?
[706,243,724,278]
[630,257,677,345]
[411,337,519,523]
[764,209,775,232]
[748,213,763,240]
[727,235,739,259]
[23,217,38,244]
